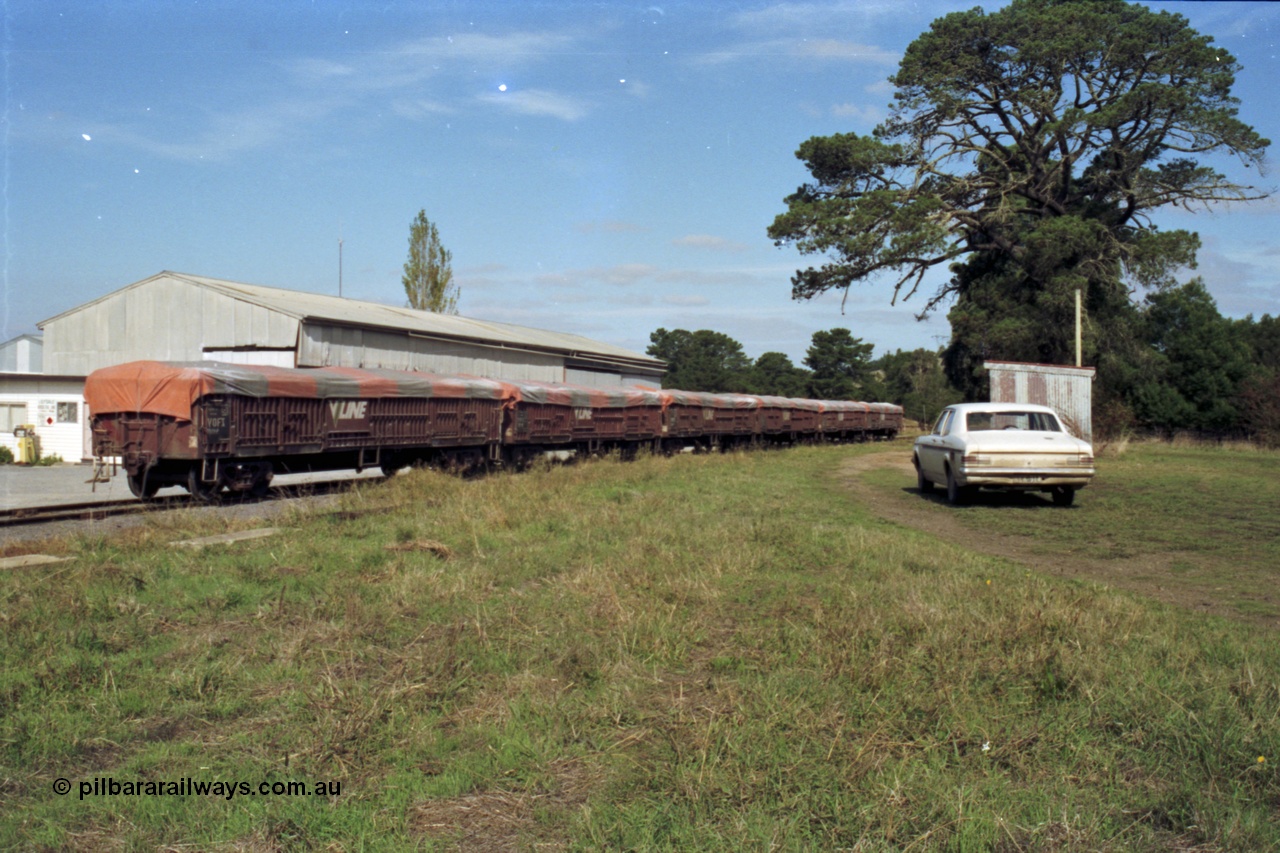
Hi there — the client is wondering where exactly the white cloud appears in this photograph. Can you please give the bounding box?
[390,98,453,120]
[830,102,884,126]
[663,294,710,307]
[672,234,750,253]
[797,39,900,64]
[478,88,589,121]
[691,37,898,66]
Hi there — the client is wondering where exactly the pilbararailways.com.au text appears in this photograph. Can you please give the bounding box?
[60,777,342,801]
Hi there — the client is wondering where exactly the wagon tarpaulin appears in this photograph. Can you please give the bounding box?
[500,378,664,408]
[85,361,512,422]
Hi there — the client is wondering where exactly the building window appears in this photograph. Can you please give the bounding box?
[0,403,27,432]
[57,402,78,424]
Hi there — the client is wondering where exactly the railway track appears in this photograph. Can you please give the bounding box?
[0,477,375,530]
[0,496,192,527]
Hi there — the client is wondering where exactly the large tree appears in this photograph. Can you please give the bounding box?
[874,348,962,425]
[804,328,874,400]
[1131,279,1254,432]
[749,351,812,397]
[769,0,1267,396]
[647,328,752,392]
[403,210,459,314]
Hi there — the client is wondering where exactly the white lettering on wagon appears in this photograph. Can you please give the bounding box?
[328,400,369,422]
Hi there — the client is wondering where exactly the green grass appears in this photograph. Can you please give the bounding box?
[868,440,1280,622]
[1,443,1278,850]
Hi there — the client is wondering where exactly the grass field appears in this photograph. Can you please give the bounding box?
[863,439,1280,626]
[1,442,1277,850]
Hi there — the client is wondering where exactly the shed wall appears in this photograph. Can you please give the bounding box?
[43,279,300,375]
[0,337,42,373]
[985,361,1095,441]
[566,367,638,388]
[297,322,566,381]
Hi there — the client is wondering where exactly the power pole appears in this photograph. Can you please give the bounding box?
[338,232,344,298]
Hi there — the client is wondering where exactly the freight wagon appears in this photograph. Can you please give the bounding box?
[86,361,903,501]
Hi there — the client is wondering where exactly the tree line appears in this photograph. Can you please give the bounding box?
[646,327,961,426]
[648,307,1280,443]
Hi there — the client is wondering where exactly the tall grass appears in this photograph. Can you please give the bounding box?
[1,444,1276,850]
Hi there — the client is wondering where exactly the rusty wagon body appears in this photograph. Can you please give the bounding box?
[87,361,904,500]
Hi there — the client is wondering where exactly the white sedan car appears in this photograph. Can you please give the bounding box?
[912,403,1095,506]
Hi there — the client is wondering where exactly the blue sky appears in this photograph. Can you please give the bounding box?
[5,0,1280,366]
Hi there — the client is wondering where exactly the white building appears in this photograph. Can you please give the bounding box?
[0,372,88,462]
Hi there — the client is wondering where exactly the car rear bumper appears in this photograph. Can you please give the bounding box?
[957,467,1094,489]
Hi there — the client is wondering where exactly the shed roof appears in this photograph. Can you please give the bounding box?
[40,271,664,375]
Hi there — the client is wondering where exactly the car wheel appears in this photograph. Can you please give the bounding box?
[915,457,933,494]
[946,466,969,505]
[1051,486,1076,507]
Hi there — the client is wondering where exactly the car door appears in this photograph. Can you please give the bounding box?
[916,408,954,481]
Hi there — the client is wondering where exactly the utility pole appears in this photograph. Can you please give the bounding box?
[338,229,344,298]
[1075,288,1082,367]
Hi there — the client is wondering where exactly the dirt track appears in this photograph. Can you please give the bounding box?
[837,449,1279,631]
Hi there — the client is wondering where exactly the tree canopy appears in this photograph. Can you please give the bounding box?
[647,328,752,392]
[768,0,1268,338]
[403,210,459,314]
[750,352,812,398]
[804,328,874,400]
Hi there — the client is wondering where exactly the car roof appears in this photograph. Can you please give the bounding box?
[944,402,1059,414]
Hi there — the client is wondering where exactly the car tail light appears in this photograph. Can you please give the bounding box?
[1079,453,1094,464]
[963,452,991,466]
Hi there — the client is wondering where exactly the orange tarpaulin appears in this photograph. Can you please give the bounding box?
[85,361,513,421]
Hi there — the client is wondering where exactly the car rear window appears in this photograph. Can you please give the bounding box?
[966,411,1061,432]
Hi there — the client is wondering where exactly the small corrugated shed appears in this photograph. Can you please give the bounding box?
[984,361,1095,441]
[37,271,665,387]
[0,334,43,373]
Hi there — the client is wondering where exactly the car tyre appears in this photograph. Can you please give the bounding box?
[945,466,969,505]
[1051,486,1076,507]
[915,457,933,494]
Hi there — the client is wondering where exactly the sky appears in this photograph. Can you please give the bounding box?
[4,0,1280,367]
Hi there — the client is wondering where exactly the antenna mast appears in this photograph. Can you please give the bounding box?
[338,225,344,298]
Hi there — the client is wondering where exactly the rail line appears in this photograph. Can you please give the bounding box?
[0,496,191,528]
[0,478,374,530]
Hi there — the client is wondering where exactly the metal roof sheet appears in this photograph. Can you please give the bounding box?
[41,271,664,373]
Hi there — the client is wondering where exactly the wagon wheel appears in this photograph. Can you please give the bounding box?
[127,469,160,500]
[186,468,223,503]
[248,475,272,500]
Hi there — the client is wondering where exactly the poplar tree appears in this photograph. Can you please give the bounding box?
[402,210,458,314]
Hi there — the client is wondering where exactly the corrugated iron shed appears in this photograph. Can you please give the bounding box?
[38,271,665,386]
[984,360,1095,441]
[0,334,42,373]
